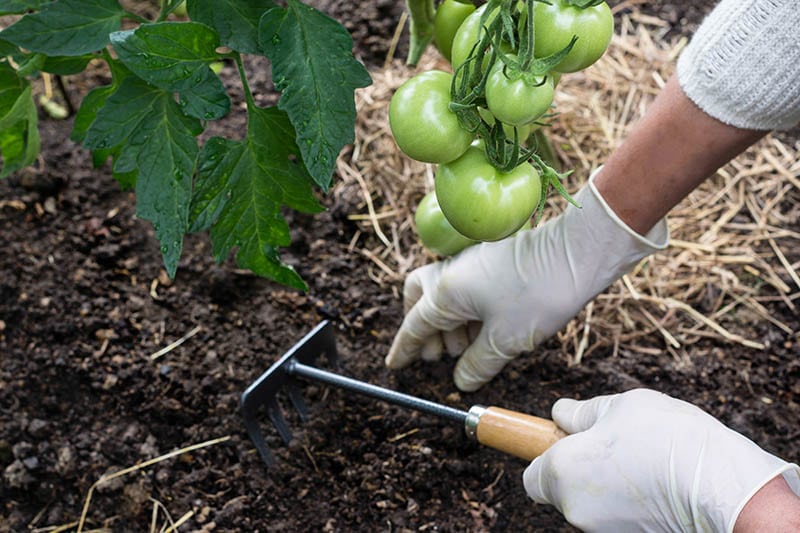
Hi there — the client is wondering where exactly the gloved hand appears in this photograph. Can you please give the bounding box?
[385,171,669,391]
[524,389,800,533]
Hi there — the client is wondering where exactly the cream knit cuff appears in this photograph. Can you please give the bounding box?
[676,0,800,131]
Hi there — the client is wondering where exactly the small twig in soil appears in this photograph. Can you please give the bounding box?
[163,510,194,533]
[148,497,177,533]
[302,444,319,473]
[76,436,231,532]
[149,325,202,361]
[387,428,419,442]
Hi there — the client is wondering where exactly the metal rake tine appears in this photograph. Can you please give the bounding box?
[286,378,309,422]
[267,399,293,445]
[242,412,276,467]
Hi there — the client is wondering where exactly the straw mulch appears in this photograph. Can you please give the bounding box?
[335,10,800,364]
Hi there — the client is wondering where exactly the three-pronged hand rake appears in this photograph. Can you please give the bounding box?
[241,321,566,467]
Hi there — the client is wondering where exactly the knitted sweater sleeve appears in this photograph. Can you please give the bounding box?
[676,0,800,131]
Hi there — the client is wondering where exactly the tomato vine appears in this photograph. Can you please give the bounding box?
[0,0,371,290]
[400,0,614,253]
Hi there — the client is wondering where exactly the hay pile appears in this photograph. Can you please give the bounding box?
[336,10,800,364]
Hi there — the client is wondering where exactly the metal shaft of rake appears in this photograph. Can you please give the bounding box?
[286,360,469,424]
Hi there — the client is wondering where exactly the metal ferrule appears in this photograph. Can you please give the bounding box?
[465,405,487,441]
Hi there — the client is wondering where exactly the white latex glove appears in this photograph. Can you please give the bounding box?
[385,173,669,391]
[524,389,800,533]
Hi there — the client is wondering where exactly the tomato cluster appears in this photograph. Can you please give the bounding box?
[392,0,614,255]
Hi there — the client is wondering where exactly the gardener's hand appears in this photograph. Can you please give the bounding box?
[385,173,668,391]
[524,389,800,533]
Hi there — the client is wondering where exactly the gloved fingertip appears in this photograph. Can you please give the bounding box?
[385,338,416,369]
[453,370,485,392]
[442,326,469,357]
[551,398,579,421]
[420,335,443,362]
[522,457,549,504]
[552,394,616,434]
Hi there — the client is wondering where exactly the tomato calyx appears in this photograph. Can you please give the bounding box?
[531,155,580,224]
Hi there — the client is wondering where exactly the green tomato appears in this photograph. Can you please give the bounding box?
[450,4,495,73]
[434,0,476,63]
[485,57,554,126]
[477,107,537,143]
[415,190,477,256]
[533,0,614,73]
[435,145,541,241]
[389,70,473,164]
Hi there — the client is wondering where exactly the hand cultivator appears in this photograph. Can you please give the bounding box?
[241,321,565,467]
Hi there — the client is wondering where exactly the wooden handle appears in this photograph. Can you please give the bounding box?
[475,406,567,461]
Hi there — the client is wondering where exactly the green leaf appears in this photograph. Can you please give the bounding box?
[71,58,128,143]
[87,143,136,190]
[14,52,46,77]
[190,104,322,289]
[0,62,39,178]
[0,0,125,56]
[0,39,18,56]
[259,0,371,191]
[110,22,230,121]
[41,54,95,75]
[0,0,51,15]
[84,76,203,276]
[186,0,274,55]
[71,84,116,143]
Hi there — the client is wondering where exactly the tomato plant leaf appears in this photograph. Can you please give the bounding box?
[0,0,125,56]
[190,105,322,290]
[0,38,17,56]
[71,85,116,144]
[0,0,51,15]
[0,63,39,178]
[84,76,203,276]
[14,52,46,77]
[186,0,274,55]
[259,0,371,191]
[41,54,95,75]
[110,22,230,121]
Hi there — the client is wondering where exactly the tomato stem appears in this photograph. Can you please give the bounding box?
[406,0,436,66]
[234,53,256,110]
[518,0,536,71]
[532,129,559,170]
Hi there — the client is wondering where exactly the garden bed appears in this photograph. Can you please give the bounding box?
[2,1,798,531]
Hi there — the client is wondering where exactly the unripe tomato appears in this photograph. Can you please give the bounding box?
[485,57,554,126]
[533,0,613,73]
[415,190,477,256]
[433,0,476,63]
[477,107,537,143]
[435,145,541,241]
[450,4,495,72]
[389,70,473,164]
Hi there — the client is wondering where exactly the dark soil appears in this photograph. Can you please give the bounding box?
[2,2,798,532]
